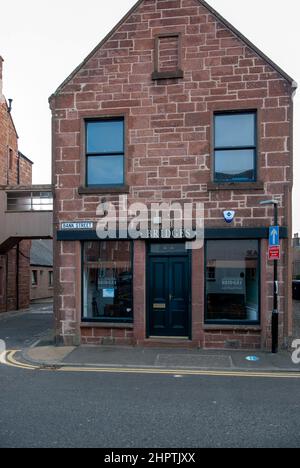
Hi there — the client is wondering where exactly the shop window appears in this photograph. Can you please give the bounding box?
[83,241,133,322]
[85,118,124,187]
[205,240,259,324]
[32,270,38,286]
[150,243,187,254]
[214,112,257,182]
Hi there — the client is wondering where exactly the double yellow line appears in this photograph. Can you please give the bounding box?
[2,350,300,379]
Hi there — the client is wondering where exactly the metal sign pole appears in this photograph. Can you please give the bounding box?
[261,199,280,354]
[272,203,279,354]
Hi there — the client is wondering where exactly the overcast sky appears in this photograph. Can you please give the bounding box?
[0,0,299,232]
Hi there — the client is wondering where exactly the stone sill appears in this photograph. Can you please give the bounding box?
[78,185,129,195]
[6,210,53,214]
[203,325,261,332]
[151,70,184,80]
[81,322,133,329]
[207,181,264,191]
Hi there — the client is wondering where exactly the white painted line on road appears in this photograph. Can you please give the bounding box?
[29,339,42,349]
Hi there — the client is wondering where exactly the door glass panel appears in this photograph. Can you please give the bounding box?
[150,243,187,254]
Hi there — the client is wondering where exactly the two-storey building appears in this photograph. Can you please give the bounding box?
[50,0,296,350]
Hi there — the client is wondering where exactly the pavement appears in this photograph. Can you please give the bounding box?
[2,300,300,375]
[20,342,300,374]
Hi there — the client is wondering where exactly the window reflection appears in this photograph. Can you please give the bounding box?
[215,149,255,182]
[87,155,124,186]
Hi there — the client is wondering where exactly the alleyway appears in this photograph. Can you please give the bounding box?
[0,301,53,349]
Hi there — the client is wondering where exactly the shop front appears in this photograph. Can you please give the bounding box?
[56,227,286,349]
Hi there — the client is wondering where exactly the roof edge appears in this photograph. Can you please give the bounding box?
[49,0,143,101]
[18,151,34,165]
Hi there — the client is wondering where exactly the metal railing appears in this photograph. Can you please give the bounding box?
[6,191,53,212]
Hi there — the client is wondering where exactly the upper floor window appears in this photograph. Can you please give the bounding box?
[214,112,257,183]
[32,270,38,286]
[86,118,124,187]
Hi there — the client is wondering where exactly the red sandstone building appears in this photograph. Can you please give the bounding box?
[0,57,33,312]
[50,0,296,350]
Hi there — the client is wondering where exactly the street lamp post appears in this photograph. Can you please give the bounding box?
[260,200,279,354]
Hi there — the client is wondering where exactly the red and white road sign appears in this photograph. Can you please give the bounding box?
[268,246,281,260]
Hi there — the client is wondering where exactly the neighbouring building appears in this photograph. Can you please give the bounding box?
[30,239,54,301]
[50,0,296,350]
[0,56,34,313]
[293,234,300,279]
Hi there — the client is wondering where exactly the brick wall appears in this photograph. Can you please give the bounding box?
[50,0,294,348]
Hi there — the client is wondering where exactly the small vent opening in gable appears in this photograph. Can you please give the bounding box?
[152,33,183,81]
